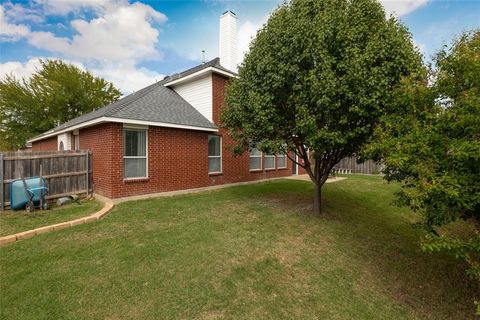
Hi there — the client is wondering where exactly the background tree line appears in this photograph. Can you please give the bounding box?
[0,59,120,150]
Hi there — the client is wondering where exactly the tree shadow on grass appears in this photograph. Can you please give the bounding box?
[259,179,478,319]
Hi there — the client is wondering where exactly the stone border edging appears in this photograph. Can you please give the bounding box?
[0,200,114,247]
[106,175,346,204]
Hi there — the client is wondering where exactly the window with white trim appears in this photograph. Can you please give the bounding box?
[277,153,287,168]
[208,135,222,173]
[249,147,262,170]
[124,129,147,179]
[264,153,275,170]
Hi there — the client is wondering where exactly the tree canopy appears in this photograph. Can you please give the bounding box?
[0,59,121,150]
[222,0,422,213]
[366,30,480,314]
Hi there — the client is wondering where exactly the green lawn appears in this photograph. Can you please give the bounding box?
[0,176,477,319]
[0,199,102,236]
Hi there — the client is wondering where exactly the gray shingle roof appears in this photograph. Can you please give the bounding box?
[30,58,235,141]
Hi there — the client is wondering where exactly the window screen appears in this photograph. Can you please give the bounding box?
[124,129,147,178]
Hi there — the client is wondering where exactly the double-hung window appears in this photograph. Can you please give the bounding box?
[124,129,147,179]
[264,153,276,170]
[277,153,287,168]
[208,135,222,174]
[249,147,262,171]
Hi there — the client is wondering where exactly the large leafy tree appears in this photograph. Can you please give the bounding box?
[222,0,422,213]
[366,30,480,314]
[0,59,121,150]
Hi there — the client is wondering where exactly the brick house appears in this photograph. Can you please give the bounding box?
[28,11,304,199]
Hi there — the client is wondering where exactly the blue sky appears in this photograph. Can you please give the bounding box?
[0,0,479,94]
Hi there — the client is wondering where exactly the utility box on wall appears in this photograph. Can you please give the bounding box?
[57,133,72,151]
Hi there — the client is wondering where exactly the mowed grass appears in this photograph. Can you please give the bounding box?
[0,176,477,319]
[0,199,102,236]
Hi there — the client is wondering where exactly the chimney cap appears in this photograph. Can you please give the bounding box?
[222,10,236,16]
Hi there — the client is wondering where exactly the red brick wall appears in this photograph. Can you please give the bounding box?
[82,121,292,199]
[31,136,57,151]
[209,73,292,186]
[99,125,211,199]
[78,123,120,198]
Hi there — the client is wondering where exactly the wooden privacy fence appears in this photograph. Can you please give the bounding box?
[334,157,384,175]
[0,150,92,210]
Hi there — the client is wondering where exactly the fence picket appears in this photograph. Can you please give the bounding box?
[334,157,383,175]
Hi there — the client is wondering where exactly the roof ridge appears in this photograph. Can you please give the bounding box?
[161,57,221,84]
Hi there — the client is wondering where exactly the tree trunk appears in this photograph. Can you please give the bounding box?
[313,183,322,214]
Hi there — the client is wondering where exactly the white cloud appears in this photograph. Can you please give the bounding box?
[2,1,44,23]
[238,20,261,59]
[33,0,122,16]
[91,61,164,94]
[380,0,429,17]
[237,13,270,62]
[27,31,71,52]
[0,57,86,81]
[0,58,42,79]
[27,2,167,62]
[1,1,168,94]
[0,5,30,41]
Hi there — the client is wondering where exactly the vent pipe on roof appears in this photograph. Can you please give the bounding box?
[219,10,238,72]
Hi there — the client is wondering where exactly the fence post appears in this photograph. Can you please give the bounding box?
[0,153,4,211]
[85,151,89,198]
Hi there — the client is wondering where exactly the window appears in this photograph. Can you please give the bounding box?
[264,153,275,170]
[277,153,287,168]
[249,147,262,171]
[59,141,64,151]
[124,129,147,179]
[208,135,222,173]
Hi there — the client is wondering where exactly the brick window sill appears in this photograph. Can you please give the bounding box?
[209,172,223,176]
[123,178,150,183]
